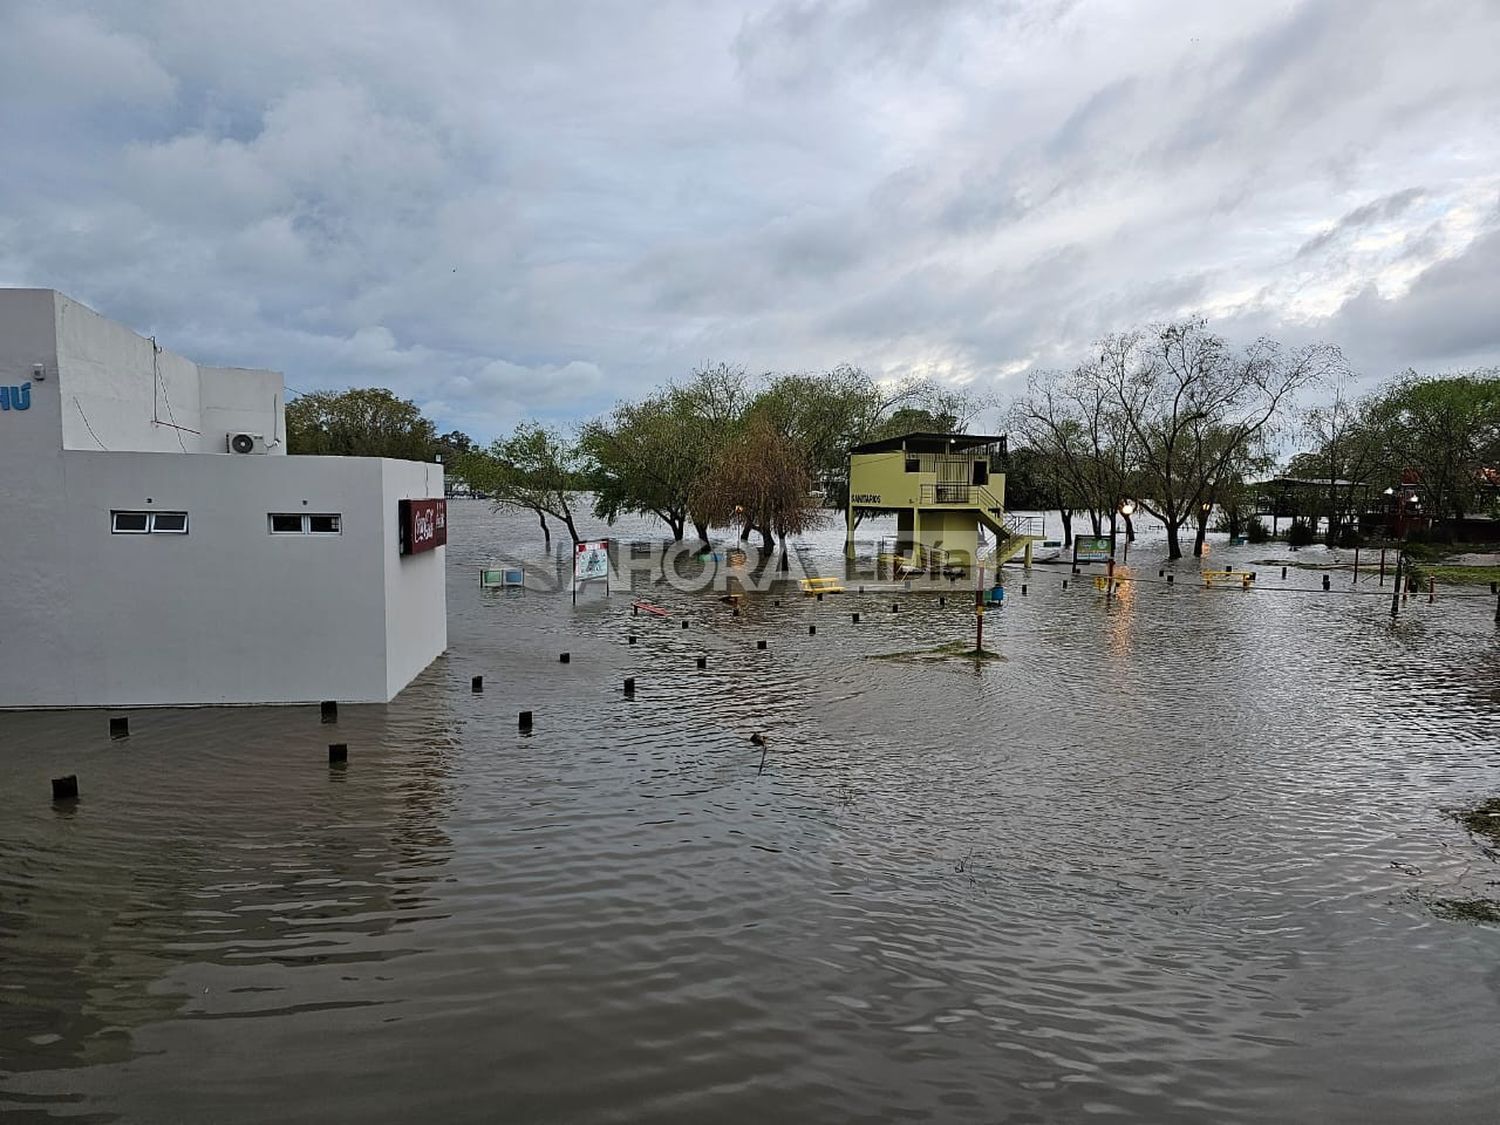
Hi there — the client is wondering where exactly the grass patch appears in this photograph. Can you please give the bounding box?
[868,641,1005,663]
[1445,797,1500,846]
[1404,563,1500,586]
[1430,898,1500,924]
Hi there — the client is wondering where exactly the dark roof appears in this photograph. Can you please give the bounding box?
[848,431,1007,455]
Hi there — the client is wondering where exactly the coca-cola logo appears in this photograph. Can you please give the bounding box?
[400,498,447,555]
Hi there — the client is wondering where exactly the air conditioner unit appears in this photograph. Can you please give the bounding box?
[226,432,268,455]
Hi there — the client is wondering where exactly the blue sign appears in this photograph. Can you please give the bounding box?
[0,383,31,411]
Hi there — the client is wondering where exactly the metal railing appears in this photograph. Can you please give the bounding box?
[919,483,1005,506]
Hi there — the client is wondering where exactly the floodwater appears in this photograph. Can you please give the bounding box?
[3,501,1499,1124]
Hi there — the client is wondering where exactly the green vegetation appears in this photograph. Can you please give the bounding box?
[868,641,1005,663]
[1445,797,1500,845]
[1404,564,1500,586]
[286,387,439,459]
[1429,898,1500,924]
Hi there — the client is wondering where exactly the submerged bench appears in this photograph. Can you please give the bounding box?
[800,576,846,595]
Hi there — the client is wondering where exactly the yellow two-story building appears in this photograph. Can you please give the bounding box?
[845,431,1035,571]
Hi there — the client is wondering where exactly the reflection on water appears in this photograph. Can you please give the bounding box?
[3,503,1499,1124]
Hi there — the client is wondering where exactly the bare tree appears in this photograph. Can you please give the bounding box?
[1093,322,1338,559]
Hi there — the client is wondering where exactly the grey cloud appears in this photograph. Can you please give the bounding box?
[1294,187,1427,259]
[1,0,1498,442]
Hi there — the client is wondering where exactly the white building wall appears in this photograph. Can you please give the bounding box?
[0,289,445,709]
[0,290,73,706]
[380,460,449,699]
[51,292,284,455]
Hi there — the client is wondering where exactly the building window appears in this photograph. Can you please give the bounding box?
[905,457,920,473]
[112,511,188,534]
[270,514,342,535]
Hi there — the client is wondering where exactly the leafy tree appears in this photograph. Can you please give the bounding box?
[581,364,747,543]
[692,413,823,559]
[286,388,438,460]
[458,423,585,546]
[1367,371,1500,531]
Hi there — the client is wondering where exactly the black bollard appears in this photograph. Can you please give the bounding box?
[852,612,860,623]
[697,655,707,669]
[1159,569,1165,577]
[809,625,816,635]
[1166,574,1174,585]
[109,716,129,740]
[1062,579,1068,589]
[471,675,483,692]
[632,605,639,617]
[623,677,635,696]
[681,620,689,630]
[892,603,900,613]
[1491,582,1498,595]
[775,600,781,607]
[519,710,534,731]
[817,593,823,602]
[939,596,946,606]
[1282,566,1288,579]
[559,653,570,664]
[757,639,767,650]
[328,743,348,764]
[52,775,78,802]
[320,700,338,723]
[628,635,637,645]
[1322,574,1331,590]
[1021,584,1027,596]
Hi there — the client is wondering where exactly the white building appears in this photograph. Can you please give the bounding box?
[0,289,447,708]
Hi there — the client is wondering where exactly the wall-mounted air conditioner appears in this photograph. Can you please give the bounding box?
[226,432,268,455]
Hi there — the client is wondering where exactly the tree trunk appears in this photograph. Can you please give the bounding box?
[538,510,550,545]
[761,525,774,554]
[562,510,582,546]
[667,514,685,541]
[693,520,710,546]
[1192,508,1210,557]
[1060,509,1074,547]
[1124,513,1135,541]
[1089,509,1102,536]
[1165,521,1183,560]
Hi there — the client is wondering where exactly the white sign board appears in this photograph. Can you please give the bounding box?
[574,541,609,582]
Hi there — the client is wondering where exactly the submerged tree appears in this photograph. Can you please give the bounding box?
[1095,322,1339,558]
[692,413,824,560]
[459,423,586,546]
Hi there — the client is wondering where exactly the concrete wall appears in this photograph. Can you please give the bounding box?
[0,452,445,707]
[0,289,445,708]
[200,366,288,454]
[48,292,284,455]
[380,460,448,699]
[0,290,73,709]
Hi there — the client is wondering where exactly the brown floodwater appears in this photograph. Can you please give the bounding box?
[3,501,1499,1123]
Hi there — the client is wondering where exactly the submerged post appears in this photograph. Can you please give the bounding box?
[52,775,78,802]
[1390,552,1403,619]
[320,700,339,723]
[109,716,129,740]
[328,743,348,764]
[471,675,483,692]
[519,710,534,731]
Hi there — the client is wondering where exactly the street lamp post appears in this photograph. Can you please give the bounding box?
[1118,498,1136,563]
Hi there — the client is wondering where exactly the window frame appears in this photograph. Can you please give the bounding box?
[269,513,344,536]
[112,511,188,535]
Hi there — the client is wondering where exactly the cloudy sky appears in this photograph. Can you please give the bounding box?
[3,0,1498,441]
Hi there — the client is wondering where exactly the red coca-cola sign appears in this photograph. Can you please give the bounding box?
[399,498,447,555]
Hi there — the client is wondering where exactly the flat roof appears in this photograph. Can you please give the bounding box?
[849,431,1007,455]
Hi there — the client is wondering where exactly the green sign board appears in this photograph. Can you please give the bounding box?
[1073,535,1114,563]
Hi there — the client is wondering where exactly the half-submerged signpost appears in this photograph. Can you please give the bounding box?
[573,539,610,605]
[1073,534,1116,599]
